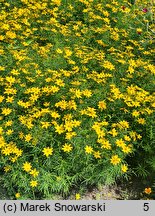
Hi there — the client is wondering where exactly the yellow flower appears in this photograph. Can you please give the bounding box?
[19,132,24,139]
[6,76,16,84]
[0,96,4,103]
[55,100,68,109]
[50,111,60,119]
[23,162,32,172]
[115,139,125,148]
[15,193,20,199]
[64,48,72,57]
[42,147,53,157]
[98,101,107,110]
[117,120,129,129]
[137,134,142,140]
[87,107,97,118]
[2,147,12,156]
[93,151,101,159]
[30,180,38,188]
[6,129,13,135]
[85,145,93,154]
[82,89,92,97]
[25,134,32,142]
[103,60,115,70]
[144,188,152,195]
[56,79,65,87]
[137,118,145,125]
[4,87,17,95]
[121,164,128,173]
[55,124,65,134]
[99,138,111,150]
[122,145,132,154]
[43,102,50,107]
[110,155,121,165]
[75,193,81,200]
[132,110,140,117]
[56,48,63,54]
[4,166,11,172]
[124,135,131,142]
[62,143,73,153]
[41,121,51,129]
[6,31,16,39]
[65,131,76,140]
[108,128,118,137]
[6,96,14,103]
[64,121,73,132]
[0,35,4,41]
[74,89,82,98]
[30,168,39,178]
[5,120,13,127]
[1,108,12,116]
[67,100,77,110]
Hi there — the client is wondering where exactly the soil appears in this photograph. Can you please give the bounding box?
[67,176,146,200]
[0,176,148,200]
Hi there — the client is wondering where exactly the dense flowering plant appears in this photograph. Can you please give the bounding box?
[0,0,155,199]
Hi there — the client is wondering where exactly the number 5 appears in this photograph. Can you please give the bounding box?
[143,203,149,211]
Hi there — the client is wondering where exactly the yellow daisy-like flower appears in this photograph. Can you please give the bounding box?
[75,193,81,200]
[15,193,20,199]
[110,155,121,165]
[0,96,4,103]
[93,151,101,159]
[4,166,11,172]
[30,180,38,188]
[6,31,16,39]
[56,48,63,54]
[121,164,128,173]
[41,121,51,129]
[30,168,39,178]
[108,128,118,137]
[124,135,131,142]
[137,118,145,125]
[42,147,53,157]
[65,131,76,140]
[132,110,140,117]
[25,134,32,142]
[22,162,32,172]
[1,108,12,116]
[85,145,93,154]
[62,143,73,153]
[98,100,107,110]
